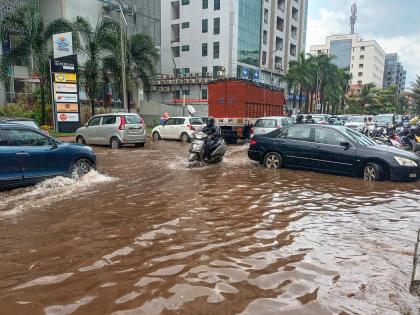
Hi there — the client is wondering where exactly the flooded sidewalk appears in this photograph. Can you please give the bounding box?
[0,141,419,314]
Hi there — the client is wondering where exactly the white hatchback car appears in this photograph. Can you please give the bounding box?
[152,117,205,142]
[251,116,294,137]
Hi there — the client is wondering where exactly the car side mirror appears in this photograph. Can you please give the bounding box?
[340,141,351,148]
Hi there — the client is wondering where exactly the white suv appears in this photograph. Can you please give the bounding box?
[152,117,205,142]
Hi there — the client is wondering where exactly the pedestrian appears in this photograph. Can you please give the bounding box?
[160,112,169,125]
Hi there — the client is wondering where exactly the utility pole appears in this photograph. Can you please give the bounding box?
[117,0,128,112]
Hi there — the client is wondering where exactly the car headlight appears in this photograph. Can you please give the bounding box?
[394,157,417,167]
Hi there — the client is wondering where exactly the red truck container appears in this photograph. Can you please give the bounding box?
[208,79,286,142]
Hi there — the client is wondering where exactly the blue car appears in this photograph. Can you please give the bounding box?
[0,123,96,190]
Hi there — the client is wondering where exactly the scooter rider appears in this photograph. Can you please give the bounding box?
[202,117,221,160]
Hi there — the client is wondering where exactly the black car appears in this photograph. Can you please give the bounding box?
[248,124,420,181]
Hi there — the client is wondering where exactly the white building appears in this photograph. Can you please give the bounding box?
[310,34,386,88]
[154,0,308,107]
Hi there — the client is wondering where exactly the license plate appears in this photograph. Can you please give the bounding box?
[409,174,417,178]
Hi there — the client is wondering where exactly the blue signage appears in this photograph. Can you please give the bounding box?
[241,67,249,79]
[253,70,260,81]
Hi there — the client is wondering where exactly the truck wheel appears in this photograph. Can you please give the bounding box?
[264,152,283,169]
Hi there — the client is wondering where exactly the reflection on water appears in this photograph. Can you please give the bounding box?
[0,141,419,314]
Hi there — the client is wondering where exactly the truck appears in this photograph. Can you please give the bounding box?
[208,79,286,143]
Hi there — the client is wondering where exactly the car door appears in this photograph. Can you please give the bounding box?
[312,127,357,175]
[277,125,316,169]
[160,118,175,139]
[173,118,186,138]
[4,128,66,179]
[98,115,117,145]
[0,130,23,184]
[84,116,102,144]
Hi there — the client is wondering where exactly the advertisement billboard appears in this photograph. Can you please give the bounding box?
[57,113,79,122]
[54,73,77,83]
[53,32,73,58]
[54,83,77,93]
[55,93,78,103]
[56,103,79,113]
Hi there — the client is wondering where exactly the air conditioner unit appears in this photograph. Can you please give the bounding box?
[217,71,224,77]
[196,78,203,84]
[195,73,200,78]
[219,66,226,71]
[275,63,283,70]
[202,78,209,84]
[206,72,212,77]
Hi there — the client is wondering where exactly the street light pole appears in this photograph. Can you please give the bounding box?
[117,0,128,112]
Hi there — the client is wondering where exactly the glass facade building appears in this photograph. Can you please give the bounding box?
[237,0,262,67]
[329,39,352,70]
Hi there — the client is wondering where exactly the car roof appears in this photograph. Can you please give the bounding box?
[0,117,35,121]
[0,122,39,129]
[256,116,288,119]
[92,113,139,117]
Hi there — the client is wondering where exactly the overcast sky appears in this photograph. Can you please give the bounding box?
[306,0,420,88]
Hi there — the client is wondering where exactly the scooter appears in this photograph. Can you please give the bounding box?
[187,132,227,167]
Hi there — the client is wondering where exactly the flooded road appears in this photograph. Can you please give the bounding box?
[0,141,419,315]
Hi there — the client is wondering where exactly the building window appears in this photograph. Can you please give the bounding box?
[171,24,180,42]
[358,72,363,77]
[202,19,208,33]
[291,25,297,39]
[276,37,283,50]
[181,22,190,29]
[202,43,208,56]
[213,42,220,59]
[276,17,284,32]
[181,0,189,5]
[262,51,267,65]
[202,0,208,9]
[360,55,364,60]
[290,44,296,56]
[264,9,269,24]
[172,46,180,57]
[182,45,190,52]
[213,17,220,34]
[359,64,363,68]
[360,46,365,51]
[182,89,190,96]
[275,56,283,70]
[263,30,268,45]
[202,66,208,76]
[292,7,299,20]
[181,68,190,74]
[214,0,220,10]
[202,89,208,100]
[277,0,285,11]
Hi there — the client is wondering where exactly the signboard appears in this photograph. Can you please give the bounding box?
[53,32,73,58]
[253,70,260,81]
[57,113,79,122]
[54,83,78,93]
[54,73,77,83]
[55,93,78,103]
[56,103,79,112]
[50,54,80,132]
[241,67,249,79]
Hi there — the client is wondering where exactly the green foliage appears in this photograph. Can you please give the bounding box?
[411,75,420,114]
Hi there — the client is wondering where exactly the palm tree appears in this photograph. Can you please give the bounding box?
[411,75,420,114]
[100,25,159,111]
[73,17,119,116]
[0,4,74,124]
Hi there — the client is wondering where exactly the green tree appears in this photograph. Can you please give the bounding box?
[411,75,420,114]
[0,4,74,124]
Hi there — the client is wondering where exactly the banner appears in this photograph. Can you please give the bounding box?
[57,113,79,122]
[56,103,79,113]
[53,32,73,58]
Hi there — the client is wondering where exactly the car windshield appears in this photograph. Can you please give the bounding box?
[189,118,204,125]
[255,119,277,128]
[348,116,365,123]
[342,128,376,146]
[124,115,141,124]
[374,115,393,124]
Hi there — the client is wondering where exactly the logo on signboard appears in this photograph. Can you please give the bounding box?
[53,32,73,58]
[54,73,77,83]
[54,83,77,93]
[55,93,78,103]
[56,103,78,113]
[57,113,79,122]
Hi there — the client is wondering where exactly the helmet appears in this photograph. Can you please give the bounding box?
[208,117,216,126]
[307,115,312,119]
[296,114,303,122]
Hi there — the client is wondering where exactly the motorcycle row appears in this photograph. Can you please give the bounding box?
[364,122,420,152]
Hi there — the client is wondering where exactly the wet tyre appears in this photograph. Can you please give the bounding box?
[110,137,121,149]
[69,158,92,178]
[363,162,385,181]
[263,152,283,169]
[76,136,86,145]
[153,132,161,142]
[181,133,190,143]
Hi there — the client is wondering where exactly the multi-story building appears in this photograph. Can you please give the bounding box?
[0,0,161,106]
[383,53,406,93]
[154,0,308,108]
[310,34,386,88]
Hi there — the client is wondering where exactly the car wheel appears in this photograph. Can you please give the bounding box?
[181,132,190,143]
[76,136,86,144]
[264,152,283,169]
[135,143,145,148]
[69,158,92,178]
[153,132,161,142]
[363,162,385,181]
[110,137,121,149]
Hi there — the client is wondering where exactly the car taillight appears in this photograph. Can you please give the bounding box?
[187,124,195,130]
[250,139,257,145]
[119,116,126,130]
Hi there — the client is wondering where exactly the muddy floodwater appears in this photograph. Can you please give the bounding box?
[0,141,419,315]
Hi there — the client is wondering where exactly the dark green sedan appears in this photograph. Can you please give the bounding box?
[248,124,420,182]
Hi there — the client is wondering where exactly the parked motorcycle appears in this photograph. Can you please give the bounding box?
[187,131,227,167]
